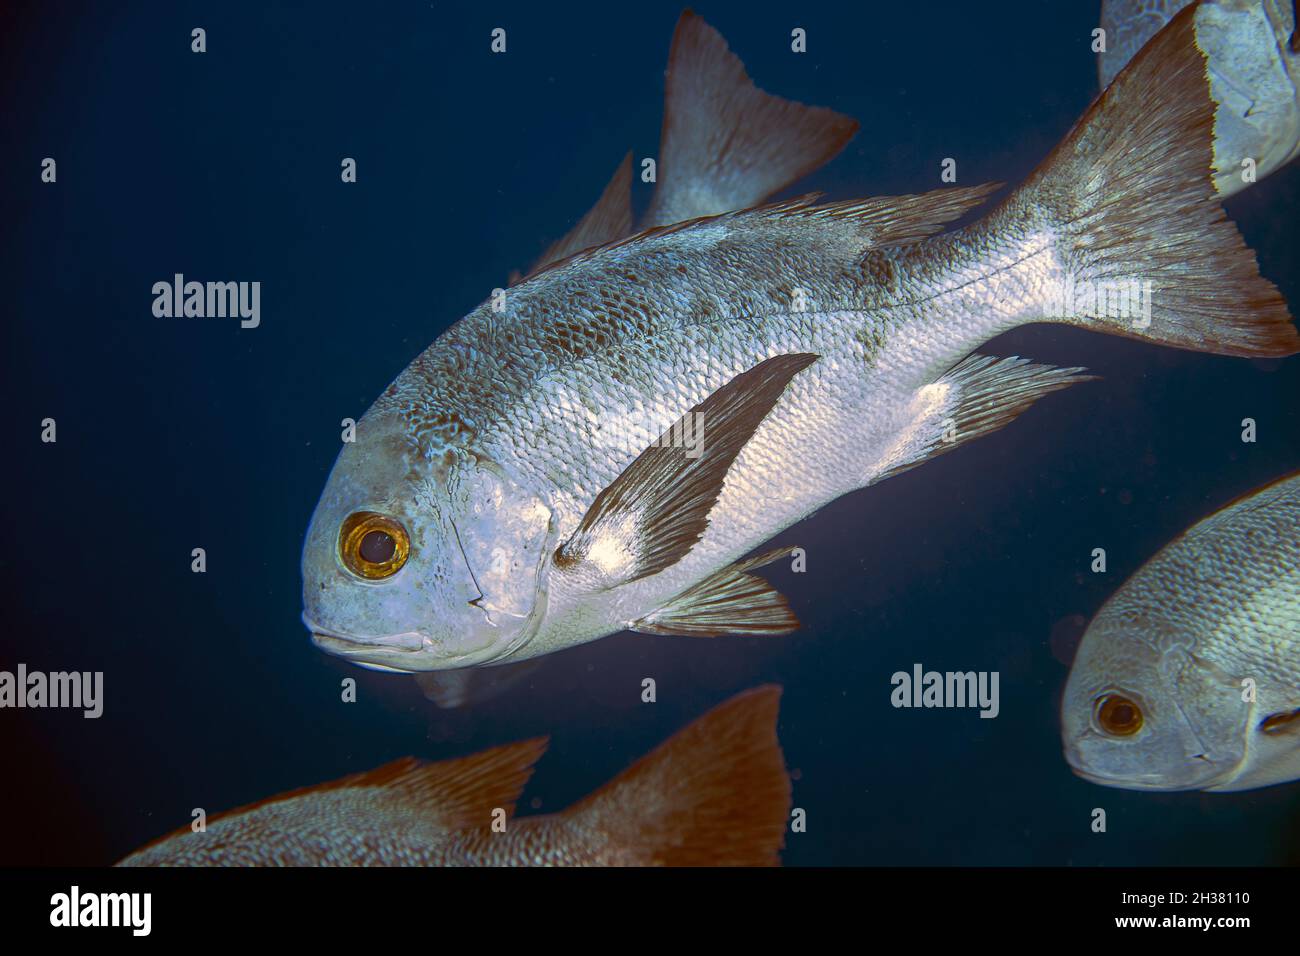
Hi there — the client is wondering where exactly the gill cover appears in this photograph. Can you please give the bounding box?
[449,456,556,656]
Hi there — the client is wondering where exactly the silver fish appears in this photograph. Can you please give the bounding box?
[302,7,1297,674]
[1099,0,1300,196]
[408,12,855,706]
[1061,471,1300,792]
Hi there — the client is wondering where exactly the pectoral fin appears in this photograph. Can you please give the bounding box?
[632,546,800,637]
[554,353,819,588]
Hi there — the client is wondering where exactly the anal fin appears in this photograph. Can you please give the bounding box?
[874,354,1095,484]
[632,546,800,638]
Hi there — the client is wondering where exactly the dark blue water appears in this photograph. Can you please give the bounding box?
[4,0,1298,866]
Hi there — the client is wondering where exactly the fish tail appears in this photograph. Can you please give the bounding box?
[561,685,791,866]
[640,11,858,228]
[1015,3,1298,357]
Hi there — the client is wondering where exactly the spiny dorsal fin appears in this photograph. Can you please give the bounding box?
[642,10,859,228]
[526,183,1001,283]
[633,546,800,637]
[206,741,548,834]
[524,152,634,281]
[559,685,791,866]
[554,354,819,589]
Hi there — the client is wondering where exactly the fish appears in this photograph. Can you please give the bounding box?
[1061,471,1300,792]
[400,11,856,704]
[413,658,544,709]
[117,685,790,866]
[301,5,1298,674]
[1098,0,1300,197]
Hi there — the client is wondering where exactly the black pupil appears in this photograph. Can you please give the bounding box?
[1111,704,1134,726]
[359,530,396,564]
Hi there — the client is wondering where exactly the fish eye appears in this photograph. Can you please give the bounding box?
[1094,694,1144,737]
[339,512,410,580]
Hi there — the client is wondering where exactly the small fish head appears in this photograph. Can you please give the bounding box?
[1061,612,1249,791]
[302,408,555,672]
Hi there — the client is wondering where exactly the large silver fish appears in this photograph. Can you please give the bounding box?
[410,11,855,705]
[302,7,1297,674]
[1099,0,1300,196]
[1061,472,1300,792]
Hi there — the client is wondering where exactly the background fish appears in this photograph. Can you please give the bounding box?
[524,10,859,277]
[1062,472,1300,792]
[413,659,544,709]
[301,6,1296,676]
[118,685,790,866]
[1099,0,1300,196]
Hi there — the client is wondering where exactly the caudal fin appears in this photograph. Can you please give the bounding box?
[561,685,791,866]
[1019,4,1297,357]
[523,153,633,280]
[641,10,859,228]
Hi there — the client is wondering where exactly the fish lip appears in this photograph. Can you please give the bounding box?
[1067,765,1179,791]
[1064,751,1228,792]
[306,620,507,670]
[308,627,425,653]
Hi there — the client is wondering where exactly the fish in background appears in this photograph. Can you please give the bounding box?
[1099,0,1300,196]
[301,6,1297,676]
[519,9,859,280]
[410,11,857,707]
[1062,472,1300,792]
[118,685,789,866]
[413,659,543,709]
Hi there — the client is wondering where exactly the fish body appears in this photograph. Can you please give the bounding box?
[302,8,1296,673]
[1099,0,1300,196]
[1062,472,1300,792]
[118,686,789,866]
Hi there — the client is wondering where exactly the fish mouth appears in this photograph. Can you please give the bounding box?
[1067,765,1182,791]
[310,629,427,673]
[306,621,509,671]
[1064,746,1228,791]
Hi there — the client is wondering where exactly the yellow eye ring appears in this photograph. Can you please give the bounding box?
[1094,694,1144,737]
[339,512,410,580]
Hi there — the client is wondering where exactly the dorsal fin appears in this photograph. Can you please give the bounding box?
[524,152,633,281]
[247,741,548,827]
[526,182,1002,282]
[132,740,551,853]
[642,10,859,228]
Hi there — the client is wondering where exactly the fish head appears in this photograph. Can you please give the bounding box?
[1061,610,1249,791]
[302,407,555,672]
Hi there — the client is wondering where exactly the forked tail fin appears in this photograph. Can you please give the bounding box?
[1013,3,1297,357]
[559,685,791,866]
[641,10,859,228]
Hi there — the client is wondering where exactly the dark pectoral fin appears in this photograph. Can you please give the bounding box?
[632,546,801,637]
[554,353,819,588]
